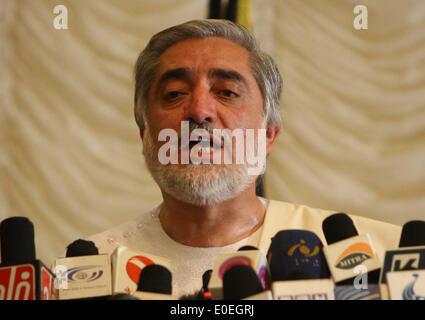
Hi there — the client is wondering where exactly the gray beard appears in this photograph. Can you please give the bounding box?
[142,126,258,206]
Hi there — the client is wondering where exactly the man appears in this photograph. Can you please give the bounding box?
[88,19,401,297]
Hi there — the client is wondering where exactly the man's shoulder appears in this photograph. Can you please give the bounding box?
[266,198,401,232]
[260,199,402,256]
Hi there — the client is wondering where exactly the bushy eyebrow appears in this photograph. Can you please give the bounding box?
[157,67,192,86]
[208,68,247,88]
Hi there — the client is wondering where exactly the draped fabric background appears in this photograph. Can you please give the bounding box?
[1,0,424,266]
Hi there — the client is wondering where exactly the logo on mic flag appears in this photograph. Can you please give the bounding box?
[334,284,381,300]
[402,273,425,300]
[323,234,380,284]
[287,239,320,258]
[380,247,425,284]
[0,265,35,300]
[126,256,155,285]
[41,267,56,300]
[110,247,171,295]
[335,242,374,270]
[387,270,425,300]
[66,265,104,283]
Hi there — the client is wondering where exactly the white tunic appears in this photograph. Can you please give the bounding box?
[88,198,401,298]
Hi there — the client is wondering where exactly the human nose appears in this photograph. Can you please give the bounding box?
[183,85,217,125]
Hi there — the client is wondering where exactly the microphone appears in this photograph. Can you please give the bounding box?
[66,239,99,257]
[54,239,112,300]
[0,217,56,300]
[222,265,271,300]
[267,230,334,300]
[399,220,425,248]
[110,246,170,295]
[238,245,259,251]
[0,217,35,263]
[137,264,172,294]
[201,269,213,299]
[132,264,177,300]
[268,230,331,281]
[208,245,270,300]
[322,213,382,285]
[178,269,213,300]
[380,220,425,300]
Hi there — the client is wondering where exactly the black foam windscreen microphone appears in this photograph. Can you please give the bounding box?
[0,216,36,264]
[267,230,331,282]
[399,220,425,247]
[137,264,172,295]
[178,269,213,300]
[222,265,263,300]
[322,213,358,245]
[322,213,381,285]
[0,216,56,300]
[238,245,258,251]
[66,239,99,257]
[202,269,212,292]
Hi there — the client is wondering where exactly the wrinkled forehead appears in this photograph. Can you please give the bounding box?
[155,37,254,81]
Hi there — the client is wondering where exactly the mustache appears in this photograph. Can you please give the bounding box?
[178,122,214,139]
[176,121,234,150]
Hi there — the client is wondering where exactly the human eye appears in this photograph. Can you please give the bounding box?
[163,91,183,101]
[219,89,239,99]
[161,80,189,104]
[213,80,242,101]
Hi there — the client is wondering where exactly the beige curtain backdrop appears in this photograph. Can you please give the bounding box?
[1,0,424,266]
[253,0,425,226]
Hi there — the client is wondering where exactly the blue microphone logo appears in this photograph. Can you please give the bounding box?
[402,273,425,300]
[287,239,320,258]
[66,265,104,283]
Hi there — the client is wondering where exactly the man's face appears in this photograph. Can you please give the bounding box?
[146,36,265,147]
[141,37,276,206]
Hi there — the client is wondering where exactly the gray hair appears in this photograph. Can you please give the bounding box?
[134,19,283,130]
